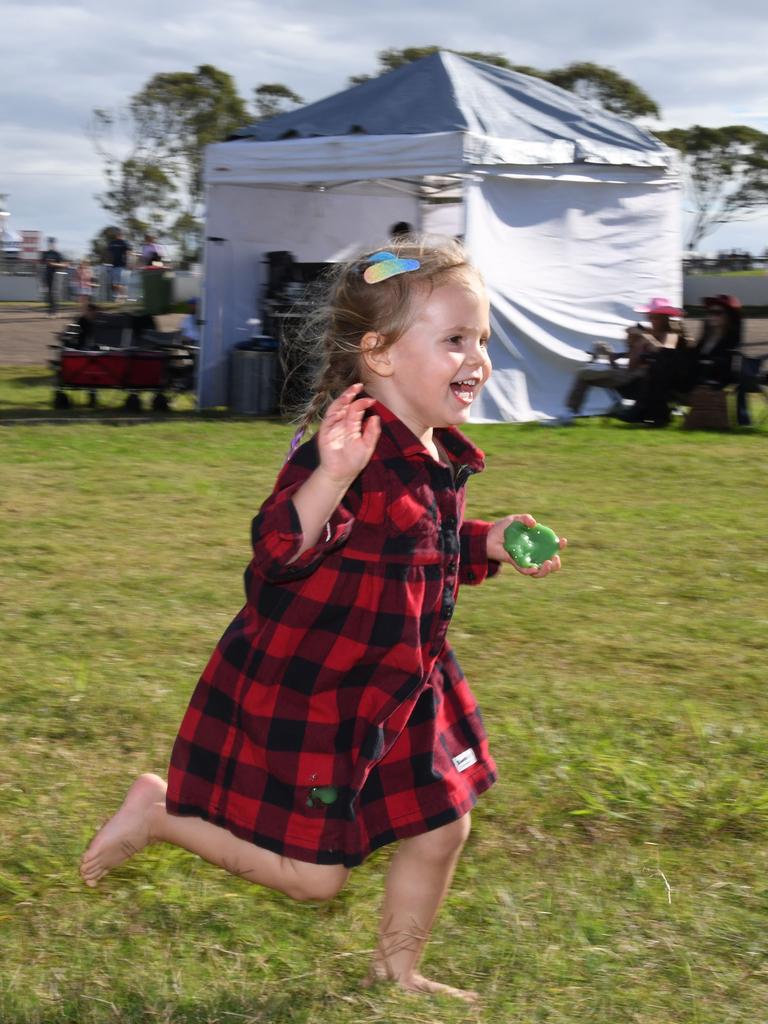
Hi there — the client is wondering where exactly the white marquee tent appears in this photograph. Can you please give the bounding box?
[200,51,681,419]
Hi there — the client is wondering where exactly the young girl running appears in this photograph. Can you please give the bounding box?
[81,238,565,1002]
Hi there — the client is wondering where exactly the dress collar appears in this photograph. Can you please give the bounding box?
[368,398,486,473]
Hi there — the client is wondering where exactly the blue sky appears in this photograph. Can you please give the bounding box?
[2,0,767,256]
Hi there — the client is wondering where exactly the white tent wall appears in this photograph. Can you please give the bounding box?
[465,168,682,421]
[421,200,465,239]
[199,183,419,408]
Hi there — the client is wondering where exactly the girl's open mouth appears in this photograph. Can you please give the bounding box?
[450,379,479,404]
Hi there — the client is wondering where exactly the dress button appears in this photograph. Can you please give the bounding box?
[444,515,457,529]
[447,561,457,573]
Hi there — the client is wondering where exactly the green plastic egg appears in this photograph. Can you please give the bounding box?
[503,522,560,569]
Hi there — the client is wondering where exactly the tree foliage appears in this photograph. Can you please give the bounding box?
[656,125,768,248]
[349,46,519,85]
[545,62,659,119]
[253,83,304,121]
[89,107,178,238]
[377,46,515,72]
[90,65,247,261]
[129,64,247,215]
[349,47,659,121]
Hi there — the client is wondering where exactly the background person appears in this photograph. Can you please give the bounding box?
[73,259,94,314]
[390,220,414,239]
[554,297,684,424]
[685,294,743,389]
[179,297,200,344]
[621,294,745,427]
[39,237,67,315]
[106,230,130,302]
[140,233,164,267]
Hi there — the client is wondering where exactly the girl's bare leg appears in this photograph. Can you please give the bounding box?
[367,813,477,1002]
[80,773,349,901]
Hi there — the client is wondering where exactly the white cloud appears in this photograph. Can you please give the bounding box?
[3,0,768,255]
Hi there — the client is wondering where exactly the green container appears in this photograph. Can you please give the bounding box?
[141,270,173,315]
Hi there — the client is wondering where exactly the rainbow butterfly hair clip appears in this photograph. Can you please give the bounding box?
[363,250,421,284]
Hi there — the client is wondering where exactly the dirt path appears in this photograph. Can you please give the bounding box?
[0,307,185,366]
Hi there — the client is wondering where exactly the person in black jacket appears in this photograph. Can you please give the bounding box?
[39,238,67,315]
[106,230,130,302]
[685,295,742,389]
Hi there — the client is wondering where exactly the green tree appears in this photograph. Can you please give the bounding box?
[130,65,247,209]
[656,125,768,248]
[91,65,248,258]
[545,62,659,119]
[169,210,205,267]
[88,106,179,241]
[349,46,515,84]
[88,225,121,264]
[253,83,304,121]
[379,46,514,72]
[350,48,659,121]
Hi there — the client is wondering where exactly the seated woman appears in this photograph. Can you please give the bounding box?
[685,294,741,384]
[623,294,743,427]
[555,297,684,424]
[688,294,750,426]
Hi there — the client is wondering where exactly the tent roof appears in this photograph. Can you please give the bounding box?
[233,51,668,164]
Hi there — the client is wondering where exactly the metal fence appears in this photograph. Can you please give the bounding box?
[683,255,768,274]
[0,260,143,303]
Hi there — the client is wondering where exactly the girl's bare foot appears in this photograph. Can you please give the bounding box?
[363,966,479,1004]
[80,773,166,887]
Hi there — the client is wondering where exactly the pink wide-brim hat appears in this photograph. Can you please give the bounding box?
[635,297,684,317]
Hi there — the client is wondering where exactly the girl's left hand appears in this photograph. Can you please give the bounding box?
[486,514,567,579]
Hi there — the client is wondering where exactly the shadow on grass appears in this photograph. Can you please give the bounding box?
[9,373,54,388]
[0,405,288,427]
[0,367,292,426]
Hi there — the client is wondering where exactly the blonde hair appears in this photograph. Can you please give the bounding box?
[284,236,479,436]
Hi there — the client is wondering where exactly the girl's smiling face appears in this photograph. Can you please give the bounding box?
[362,275,492,442]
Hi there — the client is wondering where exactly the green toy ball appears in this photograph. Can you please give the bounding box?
[503,521,560,569]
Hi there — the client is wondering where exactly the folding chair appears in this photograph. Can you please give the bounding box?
[682,385,731,430]
[736,351,768,426]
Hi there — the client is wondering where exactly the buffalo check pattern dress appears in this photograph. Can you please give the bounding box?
[166,400,499,867]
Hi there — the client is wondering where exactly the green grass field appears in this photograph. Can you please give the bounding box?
[1,368,767,1023]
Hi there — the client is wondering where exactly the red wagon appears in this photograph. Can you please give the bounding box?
[59,349,168,389]
[51,313,197,411]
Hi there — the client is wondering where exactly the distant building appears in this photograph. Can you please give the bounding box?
[20,230,43,260]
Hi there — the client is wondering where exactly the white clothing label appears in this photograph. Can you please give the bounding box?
[452,748,477,773]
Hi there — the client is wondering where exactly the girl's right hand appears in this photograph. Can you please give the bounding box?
[316,384,381,485]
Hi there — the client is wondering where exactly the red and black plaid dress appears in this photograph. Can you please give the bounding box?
[166,401,499,866]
